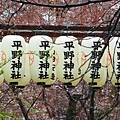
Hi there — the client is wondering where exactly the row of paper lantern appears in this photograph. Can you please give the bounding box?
[0,35,120,88]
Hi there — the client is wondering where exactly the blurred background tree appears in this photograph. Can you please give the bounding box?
[0,0,119,120]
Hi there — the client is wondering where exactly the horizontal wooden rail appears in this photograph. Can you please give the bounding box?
[0,24,118,38]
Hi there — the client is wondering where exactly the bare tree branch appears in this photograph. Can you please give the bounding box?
[11,0,113,8]
[16,98,30,120]
[8,3,24,23]
[97,7,120,63]
[26,88,44,115]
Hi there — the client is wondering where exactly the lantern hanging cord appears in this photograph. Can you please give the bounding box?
[60,26,71,36]
[35,25,46,35]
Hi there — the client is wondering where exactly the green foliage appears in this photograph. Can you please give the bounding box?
[0,109,17,119]
[0,69,4,75]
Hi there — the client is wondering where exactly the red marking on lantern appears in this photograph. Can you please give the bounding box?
[29,51,34,66]
[1,51,6,61]
[55,51,59,66]
[106,51,112,67]
[77,52,79,64]
[81,51,86,65]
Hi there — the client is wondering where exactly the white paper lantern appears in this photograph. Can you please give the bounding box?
[0,43,4,84]
[107,37,120,87]
[80,37,106,87]
[55,36,80,86]
[16,43,30,87]
[29,35,56,86]
[1,35,26,84]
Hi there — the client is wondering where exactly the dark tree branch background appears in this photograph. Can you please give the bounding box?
[0,0,119,120]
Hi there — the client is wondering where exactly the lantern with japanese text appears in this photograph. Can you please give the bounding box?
[55,36,80,87]
[16,43,30,88]
[80,37,106,88]
[29,35,56,86]
[0,43,4,84]
[107,37,120,87]
[1,35,26,84]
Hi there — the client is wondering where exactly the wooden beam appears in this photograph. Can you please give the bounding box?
[0,24,111,37]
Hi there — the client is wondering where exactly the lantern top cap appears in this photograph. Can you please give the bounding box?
[2,35,24,40]
[55,36,77,44]
[30,35,52,41]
